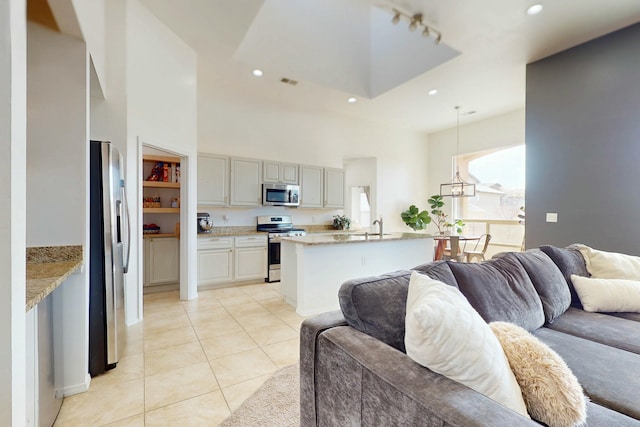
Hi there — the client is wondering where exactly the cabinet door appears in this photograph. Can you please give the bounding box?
[235,247,267,281]
[197,154,228,206]
[281,162,299,184]
[299,165,323,208]
[147,237,179,285]
[263,161,281,183]
[198,249,233,285]
[230,157,262,206]
[324,168,345,208]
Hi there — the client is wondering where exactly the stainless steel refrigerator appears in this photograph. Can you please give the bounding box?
[89,140,131,376]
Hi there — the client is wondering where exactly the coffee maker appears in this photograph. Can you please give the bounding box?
[197,212,213,233]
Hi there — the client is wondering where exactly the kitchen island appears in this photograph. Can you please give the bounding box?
[280,232,433,316]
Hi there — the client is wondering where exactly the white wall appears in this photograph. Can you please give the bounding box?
[0,0,27,423]
[87,0,198,318]
[427,109,525,226]
[26,22,91,396]
[71,0,107,95]
[198,77,430,233]
[126,0,198,304]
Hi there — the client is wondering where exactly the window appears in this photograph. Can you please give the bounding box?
[455,145,525,253]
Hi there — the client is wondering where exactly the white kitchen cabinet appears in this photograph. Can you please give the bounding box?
[230,157,262,206]
[324,168,345,208]
[145,237,180,286]
[234,236,268,281]
[299,165,324,208]
[263,161,299,184]
[197,236,234,286]
[198,154,228,206]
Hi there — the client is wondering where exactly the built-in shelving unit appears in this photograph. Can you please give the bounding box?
[142,154,181,238]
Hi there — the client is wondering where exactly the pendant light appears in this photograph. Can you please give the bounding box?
[440,106,476,197]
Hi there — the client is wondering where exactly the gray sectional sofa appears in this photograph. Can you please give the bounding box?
[300,245,640,426]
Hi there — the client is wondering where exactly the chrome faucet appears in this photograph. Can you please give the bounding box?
[373,218,383,236]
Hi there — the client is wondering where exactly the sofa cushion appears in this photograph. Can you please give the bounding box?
[447,256,545,331]
[505,251,571,323]
[411,260,458,287]
[338,270,412,353]
[339,262,455,353]
[490,322,586,427]
[575,244,640,280]
[571,275,640,313]
[404,272,528,417]
[546,307,640,355]
[534,328,640,420]
[539,245,589,308]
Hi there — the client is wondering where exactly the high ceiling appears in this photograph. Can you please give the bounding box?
[140,0,640,133]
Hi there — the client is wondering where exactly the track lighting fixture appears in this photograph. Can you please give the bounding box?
[389,9,443,45]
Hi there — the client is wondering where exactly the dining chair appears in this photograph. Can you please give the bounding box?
[463,234,492,262]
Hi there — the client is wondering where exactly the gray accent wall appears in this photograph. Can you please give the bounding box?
[525,23,640,254]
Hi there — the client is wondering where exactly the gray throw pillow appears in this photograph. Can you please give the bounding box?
[505,251,571,323]
[539,245,589,308]
[448,256,545,332]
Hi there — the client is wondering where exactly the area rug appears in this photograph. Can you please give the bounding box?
[220,364,299,427]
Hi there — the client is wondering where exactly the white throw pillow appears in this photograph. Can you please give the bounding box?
[404,271,529,417]
[571,274,640,312]
[575,244,640,280]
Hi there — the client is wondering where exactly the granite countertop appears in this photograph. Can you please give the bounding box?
[198,224,337,237]
[26,245,83,312]
[279,232,434,246]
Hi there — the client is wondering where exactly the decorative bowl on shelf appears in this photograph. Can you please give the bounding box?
[143,224,161,234]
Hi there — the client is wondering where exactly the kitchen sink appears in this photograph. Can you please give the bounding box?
[350,232,391,237]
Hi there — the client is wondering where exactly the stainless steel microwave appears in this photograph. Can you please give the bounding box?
[263,183,300,207]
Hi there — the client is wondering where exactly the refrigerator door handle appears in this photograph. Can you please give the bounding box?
[121,183,131,274]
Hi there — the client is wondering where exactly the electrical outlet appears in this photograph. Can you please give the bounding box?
[546,213,558,223]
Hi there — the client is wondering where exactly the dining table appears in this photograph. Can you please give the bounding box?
[433,234,482,261]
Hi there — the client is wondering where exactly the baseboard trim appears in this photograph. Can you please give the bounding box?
[56,373,91,398]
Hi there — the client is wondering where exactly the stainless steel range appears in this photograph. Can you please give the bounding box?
[257,215,306,283]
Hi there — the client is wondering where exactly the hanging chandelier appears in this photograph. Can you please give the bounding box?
[440,106,476,198]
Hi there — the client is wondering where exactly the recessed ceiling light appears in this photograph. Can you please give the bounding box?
[347,97,357,103]
[526,4,543,15]
[428,89,438,96]
[252,69,263,77]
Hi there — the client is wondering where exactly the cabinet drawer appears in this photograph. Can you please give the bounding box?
[235,235,267,248]
[198,236,233,250]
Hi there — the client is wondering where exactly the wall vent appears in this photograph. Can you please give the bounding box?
[280,77,299,86]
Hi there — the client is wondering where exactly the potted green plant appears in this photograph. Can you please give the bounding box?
[428,195,448,234]
[401,205,432,231]
[333,215,351,230]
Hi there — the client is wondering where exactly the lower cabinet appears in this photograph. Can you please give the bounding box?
[144,237,179,287]
[235,246,267,281]
[198,235,267,287]
[198,248,233,284]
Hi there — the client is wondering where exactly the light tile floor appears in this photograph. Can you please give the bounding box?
[54,282,304,426]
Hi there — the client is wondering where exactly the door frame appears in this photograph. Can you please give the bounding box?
[137,136,197,313]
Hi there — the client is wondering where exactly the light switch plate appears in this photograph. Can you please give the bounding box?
[546,213,558,223]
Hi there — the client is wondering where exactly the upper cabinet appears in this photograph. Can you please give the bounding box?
[198,154,228,206]
[324,168,345,209]
[263,161,299,184]
[299,165,324,208]
[230,157,262,206]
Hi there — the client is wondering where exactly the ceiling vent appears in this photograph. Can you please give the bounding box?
[280,77,299,86]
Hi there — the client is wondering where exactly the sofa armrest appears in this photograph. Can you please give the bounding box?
[304,324,538,426]
[300,310,348,427]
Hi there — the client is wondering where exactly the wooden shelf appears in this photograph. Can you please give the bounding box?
[143,208,180,214]
[143,233,178,239]
[143,181,180,188]
[143,154,180,163]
